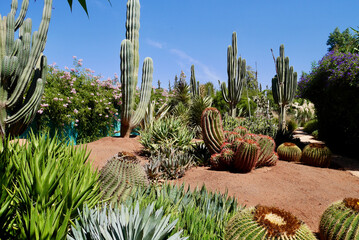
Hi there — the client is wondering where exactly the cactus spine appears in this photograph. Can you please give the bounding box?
[220,32,246,117]
[120,0,153,137]
[190,64,199,97]
[225,205,316,239]
[272,44,297,133]
[320,198,359,239]
[0,0,52,138]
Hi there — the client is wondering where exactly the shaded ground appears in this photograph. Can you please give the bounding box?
[83,136,359,233]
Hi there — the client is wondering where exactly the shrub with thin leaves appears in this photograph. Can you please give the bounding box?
[0,132,101,239]
[139,117,194,153]
[126,183,242,240]
[68,203,187,240]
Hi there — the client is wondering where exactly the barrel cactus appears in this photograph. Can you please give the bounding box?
[301,143,331,167]
[99,152,148,203]
[272,44,297,133]
[201,107,225,154]
[255,134,277,167]
[0,0,52,138]
[277,142,302,162]
[120,0,153,137]
[320,198,359,239]
[225,205,316,239]
[232,139,260,173]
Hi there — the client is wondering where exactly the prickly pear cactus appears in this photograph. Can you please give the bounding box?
[277,142,302,162]
[225,205,316,239]
[301,143,331,167]
[99,152,148,203]
[320,198,359,240]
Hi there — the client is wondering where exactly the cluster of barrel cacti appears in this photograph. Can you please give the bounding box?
[99,151,148,203]
[277,142,332,167]
[201,107,278,173]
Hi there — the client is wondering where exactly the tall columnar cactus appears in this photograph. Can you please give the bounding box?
[201,107,225,154]
[272,44,297,133]
[120,0,153,137]
[320,198,359,240]
[99,152,149,203]
[0,0,52,138]
[225,205,316,239]
[220,32,246,117]
[190,64,199,97]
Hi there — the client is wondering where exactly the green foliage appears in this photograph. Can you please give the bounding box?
[303,119,318,134]
[225,205,316,239]
[320,198,359,240]
[68,203,187,240]
[99,152,148,203]
[0,132,100,239]
[277,142,302,162]
[126,183,242,240]
[189,95,212,137]
[190,140,211,166]
[146,147,194,180]
[139,116,194,153]
[212,90,230,114]
[301,143,332,167]
[298,51,359,157]
[286,119,298,134]
[326,27,358,53]
[37,58,120,143]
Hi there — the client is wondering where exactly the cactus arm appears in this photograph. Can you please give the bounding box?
[13,0,29,31]
[190,64,199,97]
[7,0,52,108]
[126,0,140,84]
[220,82,230,103]
[130,57,153,128]
[120,39,135,137]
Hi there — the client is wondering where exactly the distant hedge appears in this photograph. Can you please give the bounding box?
[298,50,359,157]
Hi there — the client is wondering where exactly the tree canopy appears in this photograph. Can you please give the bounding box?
[326,27,358,53]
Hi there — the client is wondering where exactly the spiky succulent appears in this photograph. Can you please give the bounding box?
[277,142,302,162]
[320,198,359,240]
[255,134,276,167]
[225,205,316,239]
[301,143,331,167]
[201,107,225,154]
[68,203,187,240]
[233,126,248,137]
[232,139,260,173]
[210,153,222,170]
[99,152,148,203]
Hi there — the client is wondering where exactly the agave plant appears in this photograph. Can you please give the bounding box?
[68,203,187,240]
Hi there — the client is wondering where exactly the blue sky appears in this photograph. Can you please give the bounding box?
[1,0,359,89]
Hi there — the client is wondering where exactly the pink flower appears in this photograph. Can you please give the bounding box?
[74,109,79,114]
[70,88,77,94]
[65,66,69,70]
[73,56,77,59]
[53,97,58,101]
[63,104,68,107]
[99,114,102,116]
[75,119,79,123]
[90,93,94,96]
[88,107,92,110]
[105,115,108,118]
[70,68,75,72]
[74,124,78,127]
[37,108,44,114]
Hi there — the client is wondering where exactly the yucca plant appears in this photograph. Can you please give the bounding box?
[68,203,187,240]
[320,198,359,240]
[225,205,316,239]
[2,131,101,239]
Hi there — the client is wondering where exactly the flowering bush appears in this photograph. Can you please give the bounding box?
[298,51,359,156]
[35,57,122,143]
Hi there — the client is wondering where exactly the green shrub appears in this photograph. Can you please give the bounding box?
[312,129,319,139]
[35,57,121,143]
[303,119,318,134]
[68,203,187,240]
[287,119,298,134]
[139,117,194,153]
[0,132,100,239]
[126,183,242,240]
[298,50,359,157]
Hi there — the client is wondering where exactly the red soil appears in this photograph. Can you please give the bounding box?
[85,136,359,233]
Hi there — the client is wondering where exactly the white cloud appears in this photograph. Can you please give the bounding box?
[146,39,164,49]
[170,48,221,83]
